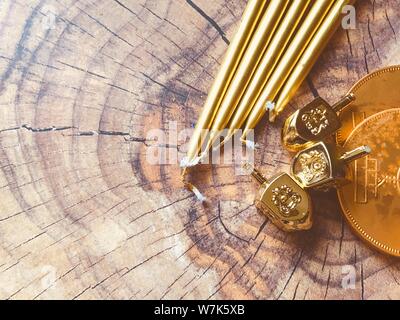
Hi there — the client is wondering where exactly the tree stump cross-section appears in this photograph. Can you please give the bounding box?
[0,0,399,300]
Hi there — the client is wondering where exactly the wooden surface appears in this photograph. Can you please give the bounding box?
[0,0,399,300]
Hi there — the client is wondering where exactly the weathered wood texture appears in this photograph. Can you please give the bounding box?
[0,0,399,300]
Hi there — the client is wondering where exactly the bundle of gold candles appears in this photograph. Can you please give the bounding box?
[181,0,354,178]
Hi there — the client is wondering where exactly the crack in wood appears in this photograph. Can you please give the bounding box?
[186,0,230,45]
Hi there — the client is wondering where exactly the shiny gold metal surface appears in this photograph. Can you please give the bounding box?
[204,0,290,151]
[336,66,400,145]
[271,0,356,121]
[291,141,370,190]
[282,93,355,152]
[244,163,312,232]
[241,0,334,140]
[182,0,268,170]
[337,109,400,257]
[219,0,312,146]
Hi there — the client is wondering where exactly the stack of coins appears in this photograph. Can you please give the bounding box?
[336,66,400,257]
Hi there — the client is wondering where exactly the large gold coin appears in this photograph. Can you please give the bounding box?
[337,109,400,256]
[336,66,400,145]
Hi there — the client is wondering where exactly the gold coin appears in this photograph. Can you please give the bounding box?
[337,109,400,257]
[336,66,400,145]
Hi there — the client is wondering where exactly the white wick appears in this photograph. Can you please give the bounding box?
[265,101,275,112]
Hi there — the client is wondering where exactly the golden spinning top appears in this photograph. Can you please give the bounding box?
[291,141,370,190]
[282,93,355,152]
[244,163,313,232]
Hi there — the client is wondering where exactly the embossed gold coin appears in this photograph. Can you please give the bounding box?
[337,109,400,256]
[336,66,400,145]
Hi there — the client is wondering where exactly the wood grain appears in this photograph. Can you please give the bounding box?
[0,0,400,300]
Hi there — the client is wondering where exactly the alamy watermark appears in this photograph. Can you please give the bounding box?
[342,5,357,30]
[342,265,356,290]
[41,5,57,31]
[145,121,255,174]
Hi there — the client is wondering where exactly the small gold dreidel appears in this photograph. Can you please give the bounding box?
[244,163,312,232]
[282,93,356,152]
[291,142,371,190]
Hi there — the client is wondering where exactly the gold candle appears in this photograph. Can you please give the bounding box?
[241,0,334,141]
[271,0,355,121]
[222,0,311,145]
[182,0,268,170]
[203,0,290,151]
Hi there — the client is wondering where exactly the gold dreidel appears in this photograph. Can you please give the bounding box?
[244,163,312,232]
[291,142,371,190]
[282,93,356,152]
